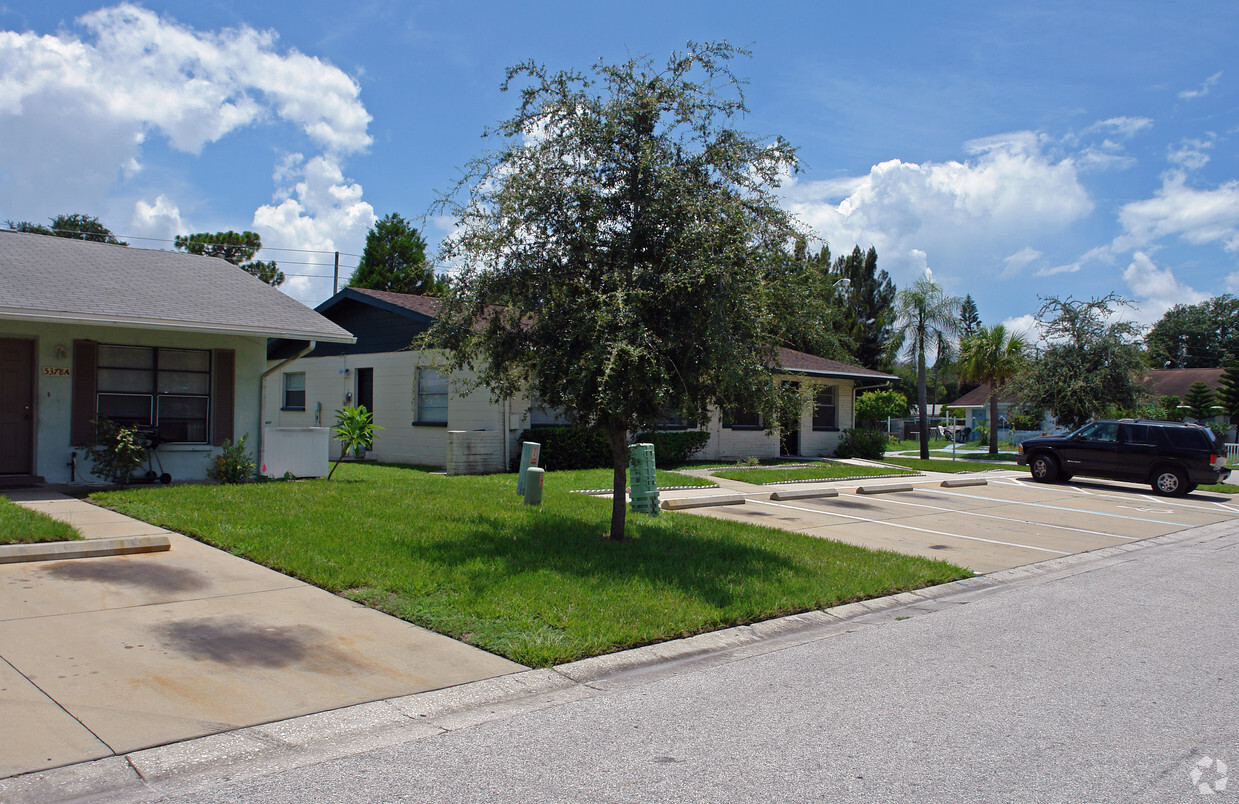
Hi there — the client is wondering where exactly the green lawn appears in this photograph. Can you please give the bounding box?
[0,497,80,544]
[551,468,716,489]
[91,463,968,667]
[711,463,916,485]
[881,457,1025,474]
[1201,483,1239,494]
[927,451,1019,461]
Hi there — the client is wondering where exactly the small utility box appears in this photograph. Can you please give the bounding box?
[628,442,660,516]
[517,441,541,496]
[523,467,545,506]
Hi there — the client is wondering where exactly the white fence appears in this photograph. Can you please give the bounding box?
[1227,443,1239,467]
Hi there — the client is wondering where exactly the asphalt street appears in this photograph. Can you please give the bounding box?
[16,518,1235,803]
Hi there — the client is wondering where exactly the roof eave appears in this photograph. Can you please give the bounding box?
[780,367,898,381]
[0,308,356,344]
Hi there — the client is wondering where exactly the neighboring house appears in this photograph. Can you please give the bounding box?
[266,288,898,471]
[949,368,1229,434]
[0,231,354,486]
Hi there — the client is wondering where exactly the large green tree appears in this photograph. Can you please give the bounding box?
[830,245,896,370]
[1182,381,1219,422]
[1012,294,1144,429]
[431,42,808,541]
[174,231,284,287]
[1216,364,1239,439]
[7,213,126,245]
[960,324,1027,455]
[959,294,981,338]
[891,275,960,459]
[349,213,445,296]
[1146,295,1239,368]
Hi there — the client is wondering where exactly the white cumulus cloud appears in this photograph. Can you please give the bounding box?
[1115,172,1239,253]
[781,131,1093,289]
[1121,251,1209,324]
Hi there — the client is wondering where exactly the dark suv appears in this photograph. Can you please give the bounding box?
[1017,419,1230,496]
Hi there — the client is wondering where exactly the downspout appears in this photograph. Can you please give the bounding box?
[258,341,316,473]
[501,396,510,472]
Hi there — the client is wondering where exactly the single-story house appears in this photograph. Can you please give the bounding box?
[949,368,1230,434]
[266,288,898,471]
[0,230,354,486]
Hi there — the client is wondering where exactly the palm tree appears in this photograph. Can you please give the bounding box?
[960,324,1027,456]
[892,275,960,460]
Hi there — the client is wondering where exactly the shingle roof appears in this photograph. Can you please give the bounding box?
[1139,368,1224,398]
[339,287,442,319]
[775,347,898,381]
[0,230,355,342]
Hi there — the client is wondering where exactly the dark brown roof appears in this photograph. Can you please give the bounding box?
[776,347,898,381]
[1139,368,1224,398]
[345,287,442,318]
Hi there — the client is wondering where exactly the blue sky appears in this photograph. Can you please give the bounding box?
[2,1,1236,337]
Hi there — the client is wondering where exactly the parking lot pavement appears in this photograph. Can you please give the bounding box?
[665,474,1239,573]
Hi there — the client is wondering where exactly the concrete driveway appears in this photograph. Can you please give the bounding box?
[662,469,1239,572]
[0,491,524,779]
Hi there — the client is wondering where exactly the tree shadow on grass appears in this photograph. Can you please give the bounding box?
[415,508,799,611]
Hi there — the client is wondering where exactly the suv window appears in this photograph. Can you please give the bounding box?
[1163,427,1211,450]
[1076,422,1118,442]
[1121,424,1155,445]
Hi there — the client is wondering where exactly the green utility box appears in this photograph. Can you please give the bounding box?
[524,466,545,506]
[628,442,660,516]
[517,441,541,496]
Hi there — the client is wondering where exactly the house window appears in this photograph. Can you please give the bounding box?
[725,407,762,429]
[415,367,448,425]
[812,386,837,430]
[96,345,211,443]
[653,411,695,430]
[529,396,572,428]
[282,372,306,411]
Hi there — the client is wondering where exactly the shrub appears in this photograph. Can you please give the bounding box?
[514,426,712,470]
[634,430,711,465]
[207,434,256,484]
[833,428,888,460]
[855,389,908,428]
[330,405,383,479]
[88,419,148,484]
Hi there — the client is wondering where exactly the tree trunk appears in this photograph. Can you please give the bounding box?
[605,427,629,541]
[918,349,930,460]
[988,393,999,456]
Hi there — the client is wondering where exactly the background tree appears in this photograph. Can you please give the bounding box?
[959,294,981,339]
[891,275,959,459]
[855,389,908,429]
[7,213,126,245]
[1216,364,1239,440]
[1146,295,1239,367]
[349,213,446,296]
[1182,381,1219,422]
[830,246,896,370]
[1012,294,1144,429]
[431,42,808,541]
[960,324,1026,455]
[174,231,284,287]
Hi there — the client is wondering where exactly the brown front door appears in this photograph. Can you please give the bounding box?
[0,338,35,474]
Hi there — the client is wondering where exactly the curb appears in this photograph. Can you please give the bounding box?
[0,535,171,565]
[856,483,914,495]
[660,494,746,510]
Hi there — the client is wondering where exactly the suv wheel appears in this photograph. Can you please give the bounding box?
[1152,466,1187,497]
[1030,454,1058,483]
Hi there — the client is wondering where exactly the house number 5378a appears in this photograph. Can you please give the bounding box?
[42,366,70,377]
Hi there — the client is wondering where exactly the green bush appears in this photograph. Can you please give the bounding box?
[855,389,908,428]
[207,434,256,484]
[515,427,712,470]
[833,428,888,460]
[88,419,148,484]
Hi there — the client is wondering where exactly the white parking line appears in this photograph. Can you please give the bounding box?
[826,493,1140,541]
[749,499,1070,556]
[998,480,1238,515]
[999,478,1092,494]
[923,488,1190,527]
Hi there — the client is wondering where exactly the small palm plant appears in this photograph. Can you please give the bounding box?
[329,405,382,479]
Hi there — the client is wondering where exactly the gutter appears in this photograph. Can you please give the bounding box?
[258,341,316,472]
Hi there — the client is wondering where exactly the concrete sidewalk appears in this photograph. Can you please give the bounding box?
[0,490,524,779]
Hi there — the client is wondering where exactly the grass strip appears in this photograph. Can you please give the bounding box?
[0,497,80,544]
[92,463,968,667]
[882,457,1025,474]
[550,468,716,490]
[1200,483,1239,494]
[711,463,915,485]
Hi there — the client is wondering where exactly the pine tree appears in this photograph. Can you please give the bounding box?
[348,213,444,296]
[1217,364,1239,438]
[175,231,284,287]
[959,294,981,338]
[1182,381,1218,422]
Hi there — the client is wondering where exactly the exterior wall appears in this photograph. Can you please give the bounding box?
[695,377,856,461]
[266,351,863,469]
[0,318,264,485]
[266,348,527,470]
